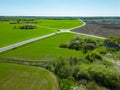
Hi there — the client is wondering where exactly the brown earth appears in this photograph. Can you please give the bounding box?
[73,23,120,38]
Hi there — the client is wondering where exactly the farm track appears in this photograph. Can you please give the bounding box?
[0,20,106,53]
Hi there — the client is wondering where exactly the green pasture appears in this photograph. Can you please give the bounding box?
[0,22,57,48]
[0,19,83,48]
[37,19,83,29]
[0,63,58,90]
[0,33,85,61]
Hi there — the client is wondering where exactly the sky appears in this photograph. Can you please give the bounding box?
[0,0,120,16]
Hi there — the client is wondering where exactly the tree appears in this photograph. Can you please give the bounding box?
[86,51,102,62]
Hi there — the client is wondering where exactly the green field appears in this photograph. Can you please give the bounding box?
[37,19,83,29]
[0,33,85,61]
[0,22,57,48]
[0,63,58,90]
[0,20,82,48]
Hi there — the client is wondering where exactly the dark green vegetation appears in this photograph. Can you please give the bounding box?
[0,63,58,90]
[19,24,36,29]
[49,36,120,90]
[52,58,120,90]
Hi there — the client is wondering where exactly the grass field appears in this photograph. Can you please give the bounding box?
[0,33,85,61]
[0,22,57,48]
[37,19,83,29]
[0,63,58,90]
[0,20,82,48]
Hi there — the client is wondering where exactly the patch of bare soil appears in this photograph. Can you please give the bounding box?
[73,22,120,38]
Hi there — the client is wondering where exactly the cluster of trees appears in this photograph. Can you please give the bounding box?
[13,24,36,30]
[19,25,36,29]
[57,36,120,90]
[47,57,120,90]
[60,36,120,53]
[60,36,101,53]
[104,37,120,51]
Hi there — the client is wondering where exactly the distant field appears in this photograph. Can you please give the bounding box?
[73,18,120,37]
[37,19,83,29]
[0,63,58,90]
[0,22,57,48]
[0,33,85,61]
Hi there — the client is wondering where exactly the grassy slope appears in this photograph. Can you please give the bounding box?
[0,22,57,48]
[0,63,58,90]
[0,33,85,61]
[37,20,83,29]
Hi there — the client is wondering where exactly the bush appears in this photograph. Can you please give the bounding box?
[82,43,96,53]
[86,51,102,62]
[54,59,72,79]
[20,24,36,29]
[73,64,120,90]
[90,66,120,90]
[95,47,107,55]
[68,41,81,50]
[86,81,109,90]
[59,77,75,90]
[59,44,68,48]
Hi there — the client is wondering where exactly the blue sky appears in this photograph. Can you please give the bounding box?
[0,0,119,16]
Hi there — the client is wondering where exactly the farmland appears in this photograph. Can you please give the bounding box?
[0,17,120,90]
[0,22,57,48]
[73,18,120,37]
[0,19,82,48]
[0,33,85,61]
[0,63,58,90]
[37,19,83,29]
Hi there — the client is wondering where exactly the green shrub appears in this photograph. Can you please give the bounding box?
[89,65,120,90]
[86,51,102,62]
[20,24,36,29]
[59,77,75,90]
[86,81,109,90]
[54,59,72,79]
[73,64,120,90]
[59,43,68,48]
[95,47,107,55]
[68,41,81,50]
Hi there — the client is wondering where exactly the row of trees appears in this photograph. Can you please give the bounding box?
[19,25,36,29]
[13,25,36,30]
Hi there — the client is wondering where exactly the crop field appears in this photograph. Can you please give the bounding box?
[73,18,120,37]
[0,63,58,90]
[0,33,86,61]
[37,19,83,29]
